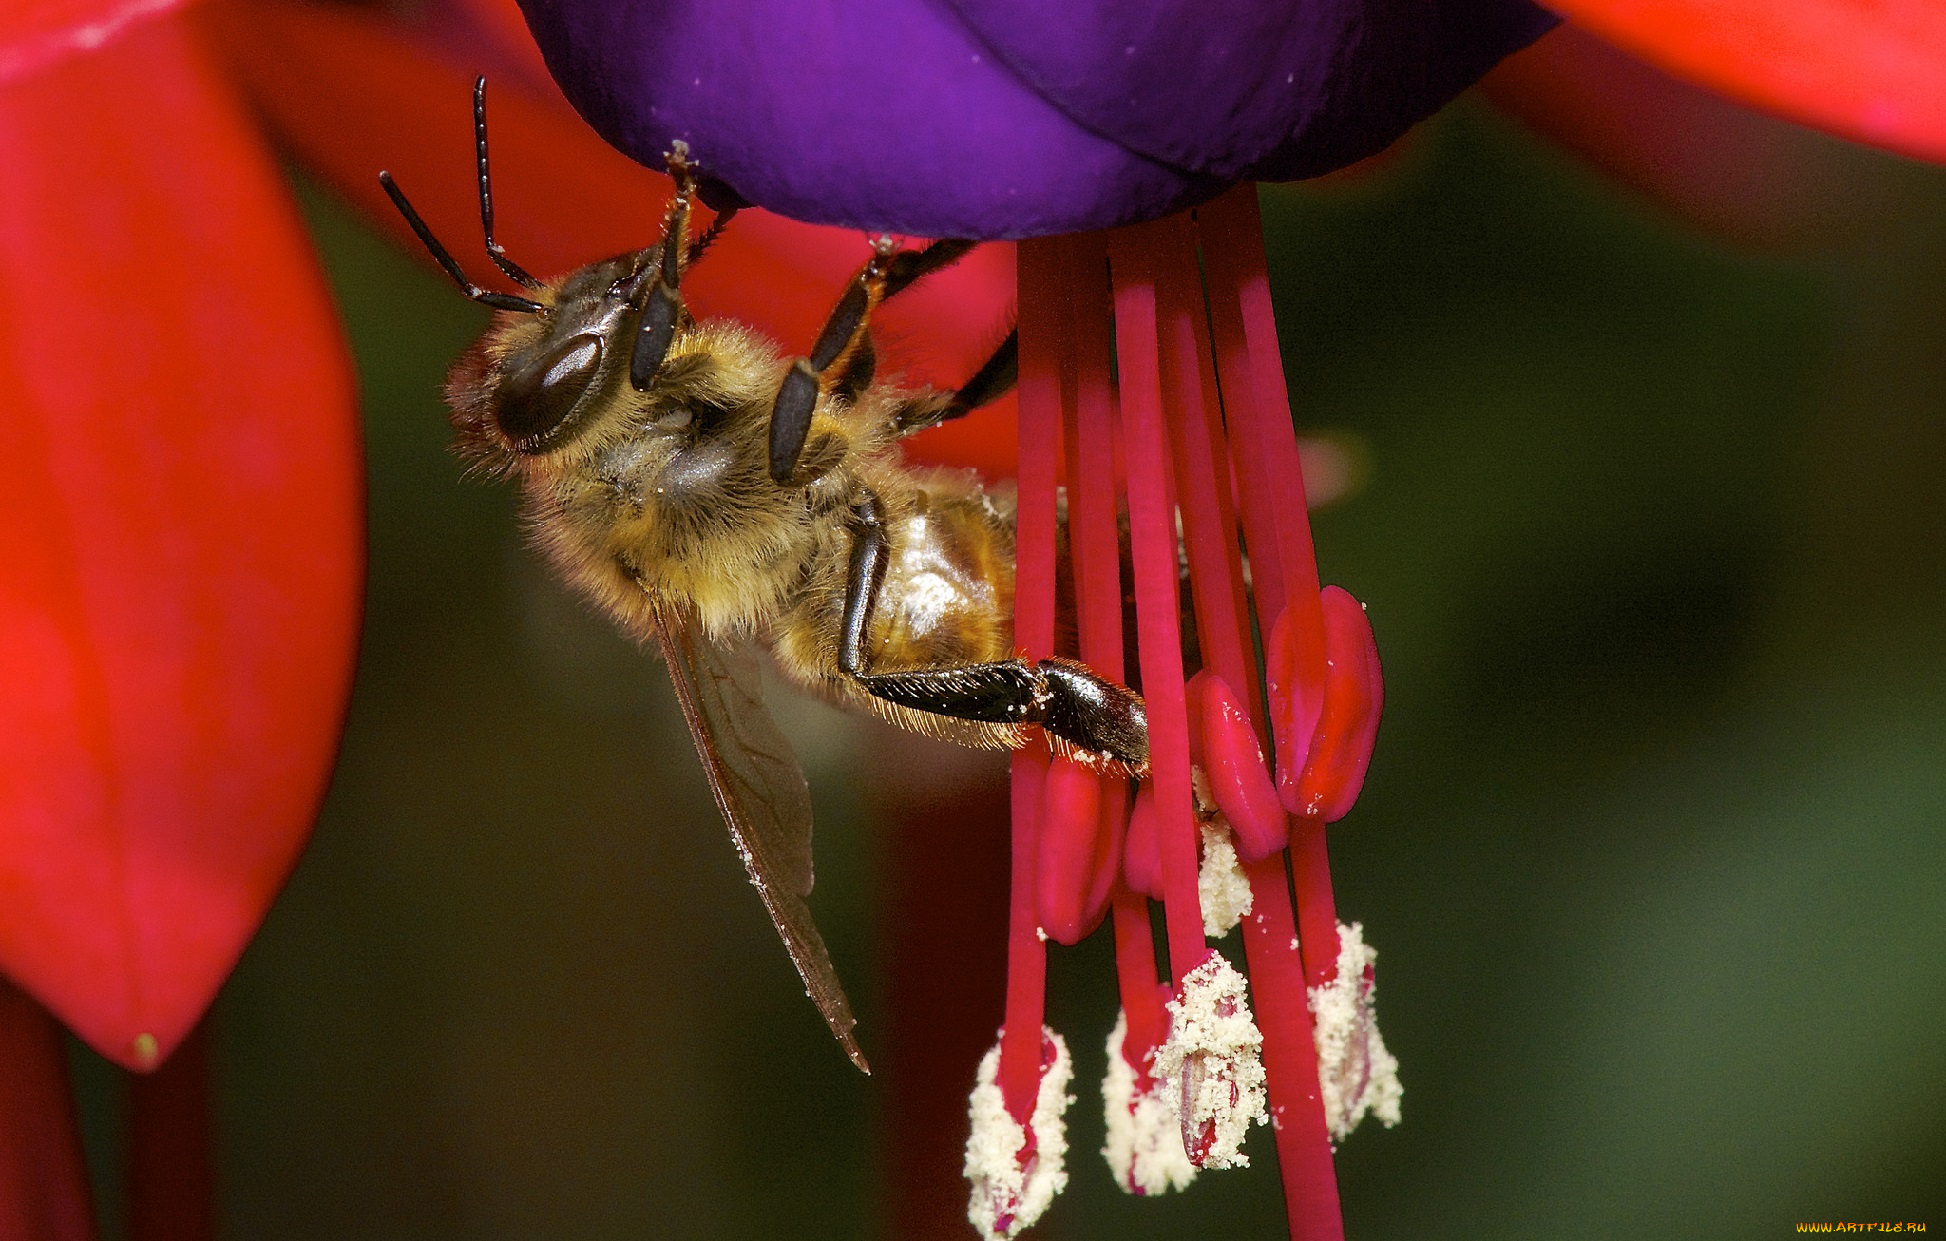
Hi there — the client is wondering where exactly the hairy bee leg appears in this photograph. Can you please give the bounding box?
[839,491,1150,771]
[880,237,977,299]
[770,243,890,482]
[627,143,706,389]
[890,329,1018,436]
[770,238,979,483]
[860,658,1150,773]
[685,203,740,265]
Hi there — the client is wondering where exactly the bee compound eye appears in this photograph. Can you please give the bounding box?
[495,333,605,450]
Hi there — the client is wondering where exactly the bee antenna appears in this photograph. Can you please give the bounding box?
[473,77,543,291]
[378,170,545,315]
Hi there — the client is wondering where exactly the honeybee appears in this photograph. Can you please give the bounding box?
[381,81,1148,1071]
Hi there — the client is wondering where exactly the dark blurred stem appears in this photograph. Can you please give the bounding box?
[1765,191,1946,678]
[874,737,1011,1235]
[0,978,97,1241]
[127,1020,214,1241]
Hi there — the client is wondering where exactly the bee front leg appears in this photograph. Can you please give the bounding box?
[839,490,1150,774]
[627,143,706,391]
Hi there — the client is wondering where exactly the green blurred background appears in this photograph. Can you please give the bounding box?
[77,95,1946,1238]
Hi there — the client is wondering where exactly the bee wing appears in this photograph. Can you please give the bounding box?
[650,605,867,1073]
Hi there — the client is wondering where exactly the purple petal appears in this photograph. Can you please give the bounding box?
[517,0,1554,237]
[945,0,1559,183]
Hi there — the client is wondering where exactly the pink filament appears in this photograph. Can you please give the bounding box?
[1056,223,1134,947]
[999,236,1064,1123]
[1000,188,1365,1240]
[1105,223,1209,986]
[1109,890,1170,1081]
[1148,197,1343,1239]
[1198,188,1343,992]
[1056,225,1174,1080]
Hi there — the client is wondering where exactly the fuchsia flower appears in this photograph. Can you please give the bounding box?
[515,1,1549,1237]
[510,0,1946,1236]
[1542,0,1946,165]
[1,0,362,1078]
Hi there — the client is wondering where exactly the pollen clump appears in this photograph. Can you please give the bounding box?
[1196,818,1253,938]
[1101,1010,1197,1195]
[964,1028,1075,1238]
[1153,954,1268,1169]
[1308,921,1402,1143]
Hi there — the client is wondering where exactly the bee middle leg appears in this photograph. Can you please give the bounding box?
[840,490,1150,773]
[770,238,979,484]
[887,329,1019,438]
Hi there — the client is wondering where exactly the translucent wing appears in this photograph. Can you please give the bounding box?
[650,603,867,1072]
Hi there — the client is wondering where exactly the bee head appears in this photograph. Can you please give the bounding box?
[386,80,731,473]
[446,252,676,466]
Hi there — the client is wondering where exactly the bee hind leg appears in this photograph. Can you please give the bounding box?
[840,490,1149,773]
[855,659,1150,775]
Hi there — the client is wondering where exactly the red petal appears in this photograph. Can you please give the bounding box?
[1544,2,1946,163]
[0,15,362,1068]
[1483,24,1868,250]
[1,0,188,81]
[199,0,1021,475]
